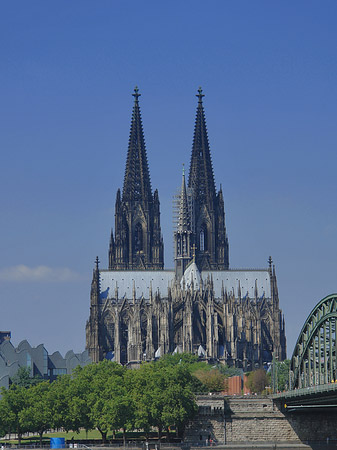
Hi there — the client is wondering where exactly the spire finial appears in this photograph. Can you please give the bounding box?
[196,86,204,103]
[132,86,141,101]
[95,256,100,271]
[182,163,185,177]
[268,256,273,268]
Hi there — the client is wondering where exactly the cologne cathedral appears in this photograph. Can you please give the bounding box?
[86,88,286,368]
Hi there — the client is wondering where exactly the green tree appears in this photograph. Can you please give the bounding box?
[103,375,134,445]
[11,367,42,388]
[0,385,29,444]
[246,369,270,394]
[156,353,208,393]
[216,364,242,378]
[71,360,130,443]
[157,353,199,367]
[49,374,76,432]
[193,368,226,392]
[275,359,290,391]
[130,362,197,439]
[19,381,53,446]
[160,365,198,437]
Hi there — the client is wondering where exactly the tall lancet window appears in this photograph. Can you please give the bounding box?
[134,223,143,252]
[200,225,207,251]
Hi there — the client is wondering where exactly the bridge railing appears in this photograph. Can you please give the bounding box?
[272,382,337,399]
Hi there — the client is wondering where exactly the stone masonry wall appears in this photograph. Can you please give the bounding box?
[225,397,299,443]
[186,395,337,444]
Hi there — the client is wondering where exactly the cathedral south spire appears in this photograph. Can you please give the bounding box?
[109,87,164,270]
[188,88,229,270]
[188,87,216,208]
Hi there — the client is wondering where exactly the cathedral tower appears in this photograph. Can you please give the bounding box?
[188,88,229,270]
[108,87,164,270]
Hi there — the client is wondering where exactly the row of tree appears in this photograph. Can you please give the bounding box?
[0,354,287,445]
[0,355,213,445]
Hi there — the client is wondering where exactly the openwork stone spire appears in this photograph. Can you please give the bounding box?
[109,88,164,271]
[174,165,193,280]
[177,165,190,233]
[188,87,216,207]
[122,87,152,204]
[187,88,229,270]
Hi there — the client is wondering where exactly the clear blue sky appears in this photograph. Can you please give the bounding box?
[1,1,337,358]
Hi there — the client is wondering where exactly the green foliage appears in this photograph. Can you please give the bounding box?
[19,381,53,446]
[49,374,76,431]
[10,367,42,388]
[155,352,225,393]
[70,360,129,442]
[216,364,242,377]
[0,385,29,443]
[130,362,197,438]
[157,353,199,367]
[246,369,270,394]
[193,368,226,392]
[0,357,200,441]
[275,359,290,391]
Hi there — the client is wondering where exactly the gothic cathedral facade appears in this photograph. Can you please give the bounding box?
[86,88,286,368]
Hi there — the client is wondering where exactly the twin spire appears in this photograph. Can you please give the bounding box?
[188,87,216,207]
[122,86,152,204]
[123,85,216,208]
[114,86,228,272]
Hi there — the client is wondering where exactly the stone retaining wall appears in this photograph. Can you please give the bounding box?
[185,395,337,444]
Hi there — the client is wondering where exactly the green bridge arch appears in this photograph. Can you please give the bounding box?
[291,293,337,389]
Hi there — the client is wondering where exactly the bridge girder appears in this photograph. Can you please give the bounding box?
[291,294,337,389]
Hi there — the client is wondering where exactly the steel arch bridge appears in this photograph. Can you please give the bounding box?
[291,294,337,389]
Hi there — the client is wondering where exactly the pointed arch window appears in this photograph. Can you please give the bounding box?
[200,225,207,252]
[134,223,143,253]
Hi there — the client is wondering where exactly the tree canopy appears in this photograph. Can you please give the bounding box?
[0,355,259,442]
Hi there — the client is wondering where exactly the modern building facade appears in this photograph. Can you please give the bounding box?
[0,337,91,389]
[86,88,287,369]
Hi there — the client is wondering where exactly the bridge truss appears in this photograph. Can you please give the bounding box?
[291,294,337,389]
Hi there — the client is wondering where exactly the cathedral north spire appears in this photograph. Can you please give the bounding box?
[187,88,229,270]
[122,86,152,204]
[188,87,216,208]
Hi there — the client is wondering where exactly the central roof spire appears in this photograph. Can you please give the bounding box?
[177,164,190,233]
[122,87,152,204]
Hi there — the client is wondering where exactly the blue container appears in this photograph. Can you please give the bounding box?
[50,438,65,449]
